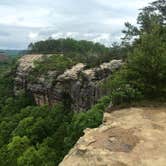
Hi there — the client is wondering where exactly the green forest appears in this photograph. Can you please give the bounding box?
[0,0,165,165]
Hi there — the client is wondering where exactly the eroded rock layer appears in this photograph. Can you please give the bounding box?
[14,54,122,112]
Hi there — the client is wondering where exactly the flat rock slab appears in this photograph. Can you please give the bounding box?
[59,106,166,166]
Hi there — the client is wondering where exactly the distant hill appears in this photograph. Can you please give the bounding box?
[0,52,9,63]
[0,49,26,57]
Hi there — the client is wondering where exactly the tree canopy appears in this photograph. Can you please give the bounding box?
[0,0,165,165]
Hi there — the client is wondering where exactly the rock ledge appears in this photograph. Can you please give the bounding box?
[59,106,166,166]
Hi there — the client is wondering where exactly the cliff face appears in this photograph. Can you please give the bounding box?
[14,54,122,112]
[59,106,166,166]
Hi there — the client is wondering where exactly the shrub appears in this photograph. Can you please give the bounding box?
[111,84,143,105]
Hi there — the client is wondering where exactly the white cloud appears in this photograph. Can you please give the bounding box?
[0,5,50,28]
[66,32,76,38]
[28,32,38,40]
[84,33,97,37]
[51,32,63,39]
[51,32,79,39]
[94,0,152,9]
[103,17,137,28]
[0,0,154,49]
[92,33,110,45]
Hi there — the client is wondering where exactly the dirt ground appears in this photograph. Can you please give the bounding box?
[59,106,166,166]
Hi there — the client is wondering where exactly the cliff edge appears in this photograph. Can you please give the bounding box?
[14,54,122,112]
[59,106,166,166]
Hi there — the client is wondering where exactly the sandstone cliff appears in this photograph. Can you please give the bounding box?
[59,106,166,166]
[14,54,122,112]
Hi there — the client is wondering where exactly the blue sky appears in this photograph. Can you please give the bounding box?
[0,0,153,49]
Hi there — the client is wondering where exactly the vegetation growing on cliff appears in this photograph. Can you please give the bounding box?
[28,38,115,68]
[0,0,165,166]
[28,39,118,80]
[30,54,77,78]
[0,62,109,165]
[28,38,109,56]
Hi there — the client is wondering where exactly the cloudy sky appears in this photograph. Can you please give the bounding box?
[0,0,153,49]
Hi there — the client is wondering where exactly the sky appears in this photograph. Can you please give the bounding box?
[0,0,153,49]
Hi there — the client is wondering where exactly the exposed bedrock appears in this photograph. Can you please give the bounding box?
[59,106,166,166]
[14,54,123,112]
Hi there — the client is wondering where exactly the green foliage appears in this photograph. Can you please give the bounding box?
[0,82,110,166]
[28,38,112,69]
[103,23,166,104]
[111,84,143,105]
[32,54,76,76]
[28,38,109,55]
[0,1,165,166]
[64,96,111,149]
[126,24,166,98]
[103,0,166,104]
[7,136,31,165]
[0,68,13,106]
[28,40,113,80]
[7,136,30,154]
[109,42,130,60]
[102,69,143,105]
[17,147,41,166]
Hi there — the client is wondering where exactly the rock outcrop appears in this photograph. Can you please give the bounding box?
[14,54,122,112]
[59,106,166,166]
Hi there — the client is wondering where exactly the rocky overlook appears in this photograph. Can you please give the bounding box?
[14,54,122,112]
[59,106,166,166]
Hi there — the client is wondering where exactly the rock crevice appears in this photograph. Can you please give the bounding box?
[14,54,122,112]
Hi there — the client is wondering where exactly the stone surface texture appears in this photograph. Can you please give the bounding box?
[14,54,122,112]
[59,106,166,166]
